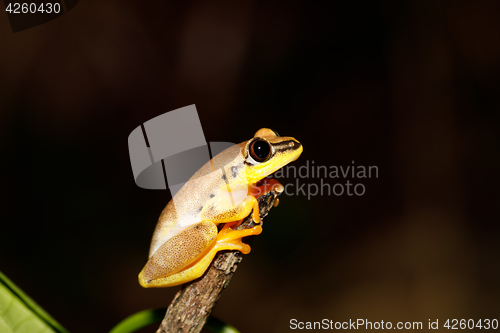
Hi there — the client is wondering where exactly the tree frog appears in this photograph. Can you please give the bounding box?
[139,128,303,287]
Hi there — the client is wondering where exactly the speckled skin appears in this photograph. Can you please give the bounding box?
[139,128,303,288]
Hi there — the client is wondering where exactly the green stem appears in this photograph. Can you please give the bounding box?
[109,310,240,333]
[109,308,165,333]
[204,316,241,333]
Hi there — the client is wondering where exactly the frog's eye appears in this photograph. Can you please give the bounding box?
[249,139,272,163]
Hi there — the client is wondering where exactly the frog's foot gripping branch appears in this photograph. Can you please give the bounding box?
[250,178,284,208]
[214,220,262,254]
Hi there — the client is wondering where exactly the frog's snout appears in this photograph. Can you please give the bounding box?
[289,139,302,151]
[288,138,303,159]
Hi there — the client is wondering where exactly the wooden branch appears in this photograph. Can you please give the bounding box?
[156,190,280,333]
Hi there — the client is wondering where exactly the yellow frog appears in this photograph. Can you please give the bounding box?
[139,128,303,287]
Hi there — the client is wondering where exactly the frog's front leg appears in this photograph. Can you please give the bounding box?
[202,193,262,224]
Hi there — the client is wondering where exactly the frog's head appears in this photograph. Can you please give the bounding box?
[243,128,303,184]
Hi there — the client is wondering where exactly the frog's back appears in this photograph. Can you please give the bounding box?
[148,142,246,257]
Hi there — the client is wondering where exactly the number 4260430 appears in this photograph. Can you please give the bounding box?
[444,319,498,330]
[5,3,61,14]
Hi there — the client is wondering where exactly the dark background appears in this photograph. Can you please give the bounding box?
[1,0,499,332]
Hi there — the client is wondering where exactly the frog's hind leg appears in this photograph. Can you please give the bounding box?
[151,223,261,287]
[138,221,218,288]
[138,220,262,288]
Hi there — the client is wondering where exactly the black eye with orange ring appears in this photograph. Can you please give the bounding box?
[249,139,271,162]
